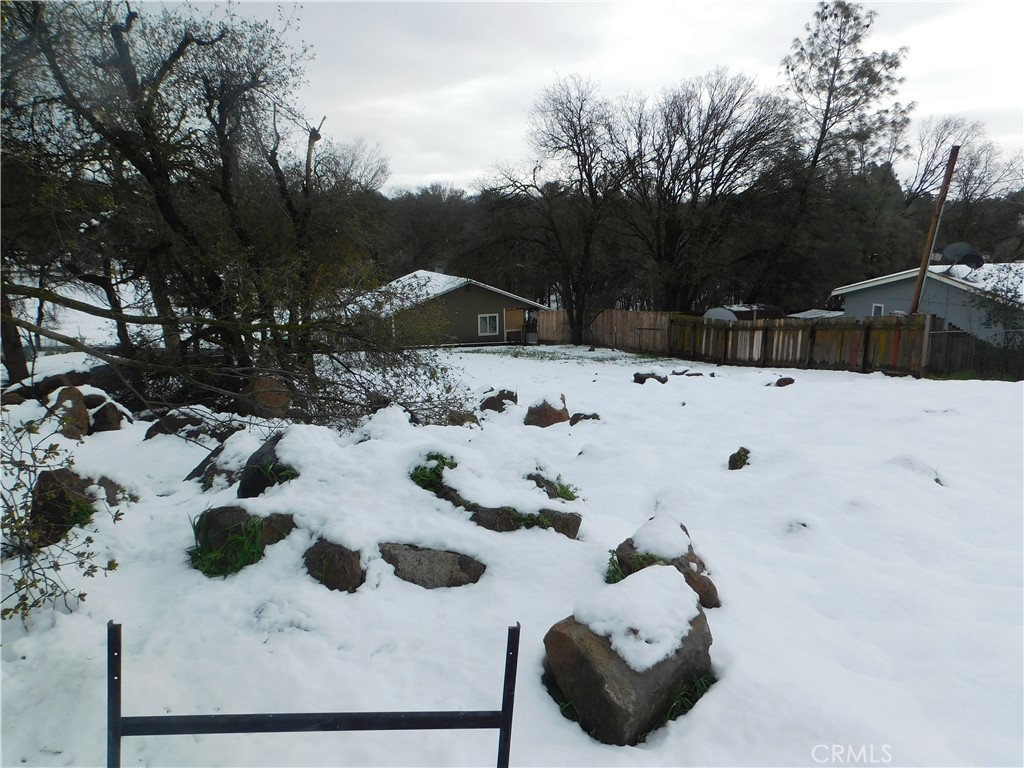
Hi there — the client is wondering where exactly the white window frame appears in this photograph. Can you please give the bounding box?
[871,303,884,317]
[478,313,499,336]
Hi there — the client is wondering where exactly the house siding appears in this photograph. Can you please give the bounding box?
[840,275,1016,343]
[430,283,540,344]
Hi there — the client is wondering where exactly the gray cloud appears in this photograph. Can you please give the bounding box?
[222,1,1020,194]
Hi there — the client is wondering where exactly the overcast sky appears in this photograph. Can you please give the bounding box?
[231,1,1022,195]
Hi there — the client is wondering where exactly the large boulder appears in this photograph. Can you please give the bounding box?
[614,517,720,609]
[189,507,294,575]
[544,568,714,746]
[260,513,297,547]
[524,394,570,428]
[191,505,251,549]
[46,386,90,440]
[145,410,205,441]
[20,367,115,402]
[379,543,485,589]
[237,434,299,499]
[480,389,517,413]
[238,375,292,419]
[304,538,364,593]
[184,445,235,491]
[144,409,242,443]
[27,469,97,548]
[89,401,129,434]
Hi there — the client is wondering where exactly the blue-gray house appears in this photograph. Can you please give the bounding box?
[831,263,1024,344]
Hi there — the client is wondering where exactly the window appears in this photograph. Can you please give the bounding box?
[871,303,884,317]
[478,314,498,336]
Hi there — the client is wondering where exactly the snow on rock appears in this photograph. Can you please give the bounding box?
[630,514,691,559]
[532,392,566,409]
[574,565,702,672]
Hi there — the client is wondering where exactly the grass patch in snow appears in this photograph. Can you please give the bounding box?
[604,551,667,584]
[188,516,264,577]
[409,452,457,493]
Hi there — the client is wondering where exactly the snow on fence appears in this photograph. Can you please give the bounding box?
[537,309,936,376]
[106,621,521,768]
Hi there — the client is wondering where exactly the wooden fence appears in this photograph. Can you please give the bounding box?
[537,309,937,376]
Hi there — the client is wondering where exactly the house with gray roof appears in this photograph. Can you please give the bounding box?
[831,263,1024,345]
[380,270,548,345]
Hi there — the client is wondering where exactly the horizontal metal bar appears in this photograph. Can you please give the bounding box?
[121,709,504,737]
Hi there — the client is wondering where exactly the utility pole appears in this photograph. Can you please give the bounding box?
[909,146,960,315]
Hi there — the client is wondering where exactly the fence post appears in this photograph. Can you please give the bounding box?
[920,314,933,376]
[496,623,521,768]
[107,621,122,768]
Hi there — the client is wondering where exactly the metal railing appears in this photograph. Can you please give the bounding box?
[107,620,521,768]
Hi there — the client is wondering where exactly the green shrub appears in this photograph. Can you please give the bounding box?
[605,551,666,583]
[605,551,626,583]
[258,462,299,484]
[2,418,119,622]
[553,476,579,501]
[511,510,554,530]
[409,452,457,493]
[665,673,717,721]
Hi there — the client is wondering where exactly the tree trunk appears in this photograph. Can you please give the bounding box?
[1,289,31,384]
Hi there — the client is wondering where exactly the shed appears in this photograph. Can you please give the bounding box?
[830,263,1024,344]
[703,304,788,322]
[381,270,548,345]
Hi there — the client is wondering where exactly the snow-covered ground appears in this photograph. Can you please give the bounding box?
[2,345,1022,767]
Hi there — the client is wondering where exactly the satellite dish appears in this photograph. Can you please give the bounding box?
[960,252,984,269]
[943,241,981,267]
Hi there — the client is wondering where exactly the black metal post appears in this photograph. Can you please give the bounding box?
[495,623,520,768]
[107,621,122,768]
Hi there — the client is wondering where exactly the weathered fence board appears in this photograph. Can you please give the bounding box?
[537,309,937,376]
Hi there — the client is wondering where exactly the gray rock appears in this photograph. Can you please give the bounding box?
[543,608,713,746]
[633,372,668,385]
[379,543,485,588]
[304,538,364,593]
[469,505,581,539]
[728,447,750,470]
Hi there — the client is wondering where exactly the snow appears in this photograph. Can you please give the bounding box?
[630,515,691,560]
[2,345,1023,767]
[930,262,1024,304]
[574,565,701,672]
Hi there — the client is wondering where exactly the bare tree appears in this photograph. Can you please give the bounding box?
[491,74,624,344]
[612,70,794,311]
[900,114,981,209]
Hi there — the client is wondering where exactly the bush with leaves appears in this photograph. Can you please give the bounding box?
[1,416,119,622]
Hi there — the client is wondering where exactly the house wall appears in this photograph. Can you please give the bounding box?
[841,275,1018,343]
[430,283,539,344]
